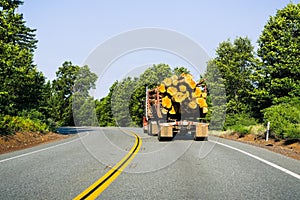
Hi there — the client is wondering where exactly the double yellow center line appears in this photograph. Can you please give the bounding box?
[74,131,142,200]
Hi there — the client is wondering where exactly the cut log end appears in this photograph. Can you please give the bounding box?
[150,72,208,115]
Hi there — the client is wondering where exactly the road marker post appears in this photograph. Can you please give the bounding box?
[266,122,270,142]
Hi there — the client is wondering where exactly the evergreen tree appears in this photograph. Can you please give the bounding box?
[204,60,226,130]
[0,0,44,115]
[73,65,98,126]
[173,66,190,76]
[51,61,80,126]
[96,81,118,127]
[213,37,258,115]
[256,3,300,106]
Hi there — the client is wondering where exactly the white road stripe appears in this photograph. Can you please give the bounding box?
[0,132,89,163]
[212,140,300,180]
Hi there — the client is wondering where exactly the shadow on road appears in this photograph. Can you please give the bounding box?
[172,133,194,141]
[56,127,93,135]
[158,132,208,142]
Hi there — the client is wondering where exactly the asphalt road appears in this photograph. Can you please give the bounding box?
[0,127,299,199]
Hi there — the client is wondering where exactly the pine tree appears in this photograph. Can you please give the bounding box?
[0,0,44,115]
[256,3,300,104]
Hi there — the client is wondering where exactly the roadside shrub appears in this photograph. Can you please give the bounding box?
[0,115,49,135]
[19,109,58,132]
[45,118,58,132]
[263,103,300,139]
[284,124,300,139]
[229,124,250,137]
[224,113,257,130]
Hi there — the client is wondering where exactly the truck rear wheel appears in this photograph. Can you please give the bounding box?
[143,126,147,134]
[192,131,208,141]
[148,123,152,136]
[158,132,162,141]
[194,136,208,141]
[200,137,208,141]
[191,130,196,140]
[157,132,171,141]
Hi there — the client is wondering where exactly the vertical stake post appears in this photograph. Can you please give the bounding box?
[266,122,270,142]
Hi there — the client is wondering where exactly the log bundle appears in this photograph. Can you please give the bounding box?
[149,73,208,118]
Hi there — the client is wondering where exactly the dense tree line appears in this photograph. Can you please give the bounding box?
[0,1,299,139]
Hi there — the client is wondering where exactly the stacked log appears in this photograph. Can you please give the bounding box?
[153,73,208,117]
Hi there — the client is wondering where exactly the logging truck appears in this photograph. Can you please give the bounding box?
[143,73,209,141]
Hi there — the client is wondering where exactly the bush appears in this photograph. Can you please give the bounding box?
[19,109,58,132]
[229,124,250,137]
[224,113,257,130]
[45,118,58,132]
[263,103,300,139]
[223,113,258,136]
[18,109,46,121]
[0,115,49,135]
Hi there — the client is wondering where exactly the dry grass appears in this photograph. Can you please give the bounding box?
[249,124,266,136]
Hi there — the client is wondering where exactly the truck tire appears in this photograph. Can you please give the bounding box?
[158,132,174,141]
[194,136,208,141]
[158,132,162,141]
[148,123,152,136]
[143,126,147,134]
[191,131,196,140]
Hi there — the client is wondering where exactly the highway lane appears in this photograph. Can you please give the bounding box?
[100,128,300,199]
[0,127,299,199]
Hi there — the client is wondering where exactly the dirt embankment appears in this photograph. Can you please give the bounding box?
[219,132,300,161]
[0,132,71,154]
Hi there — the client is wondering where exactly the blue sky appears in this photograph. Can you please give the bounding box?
[19,0,299,98]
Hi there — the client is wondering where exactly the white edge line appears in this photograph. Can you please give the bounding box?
[212,140,300,180]
[0,132,90,163]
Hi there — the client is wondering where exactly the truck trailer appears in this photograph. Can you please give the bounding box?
[143,73,209,141]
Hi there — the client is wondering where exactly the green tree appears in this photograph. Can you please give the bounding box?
[73,96,98,126]
[0,0,44,115]
[204,60,226,130]
[98,64,173,127]
[39,80,52,118]
[256,3,300,108]
[95,81,118,127]
[173,66,190,76]
[51,61,80,126]
[73,65,98,97]
[213,37,258,115]
[0,0,37,50]
[72,65,98,126]
[111,77,138,127]
[129,64,173,126]
[139,63,173,88]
